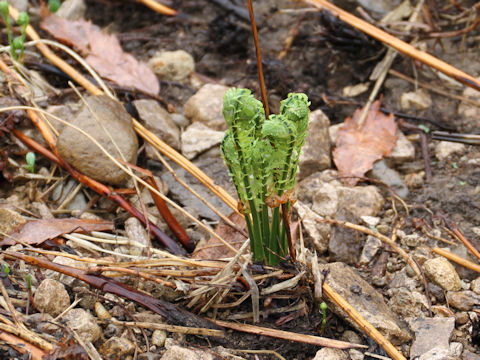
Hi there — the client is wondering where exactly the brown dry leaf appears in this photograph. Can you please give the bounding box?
[192,212,247,260]
[333,99,397,186]
[0,218,114,246]
[40,15,159,95]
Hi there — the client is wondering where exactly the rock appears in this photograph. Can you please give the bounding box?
[458,83,480,130]
[400,88,432,110]
[148,50,195,81]
[318,262,411,344]
[181,122,224,159]
[56,0,86,20]
[134,99,180,150]
[7,0,27,11]
[369,159,408,198]
[297,170,340,204]
[398,231,424,248]
[356,0,401,19]
[51,179,87,211]
[125,217,149,256]
[139,353,162,360]
[360,215,380,227]
[33,279,70,317]
[160,345,214,360]
[463,350,480,360]
[30,202,54,219]
[455,311,470,325]
[424,257,462,291]
[294,201,330,254]
[349,349,365,360]
[404,171,425,188]
[0,208,26,234]
[387,130,415,165]
[329,210,362,264]
[45,256,86,286]
[446,290,480,311]
[313,348,348,360]
[337,185,384,217]
[298,109,331,180]
[343,82,370,97]
[63,308,102,343]
[388,268,420,291]
[359,235,383,265]
[151,329,167,347]
[450,342,463,357]
[170,113,190,128]
[471,277,480,294]
[435,141,467,161]
[312,182,339,217]
[409,317,455,359]
[417,347,450,360]
[99,337,135,359]
[57,95,138,185]
[183,84,230,130]
[388,287,422,318]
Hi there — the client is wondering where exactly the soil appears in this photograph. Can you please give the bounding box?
[1,0,480,359]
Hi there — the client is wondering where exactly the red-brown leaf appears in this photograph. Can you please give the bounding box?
[333,99,397,186]
[40,15,159,95]
[0,218,114,246]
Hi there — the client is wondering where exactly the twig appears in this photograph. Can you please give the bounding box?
[432,247,480,273]
[137,0,177,15]
[212,319,367,349]
[0,331,46,360]
[304,0,480,91]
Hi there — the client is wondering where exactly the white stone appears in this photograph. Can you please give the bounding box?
[313,348,348,360]
[56,0,86,20]
[387,130,415,165]
[401,88,432,110]
[435,141,466,161]
[181,122,224,159]
[148,50,195,81]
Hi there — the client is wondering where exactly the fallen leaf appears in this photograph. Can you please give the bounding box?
[192,212,247,260]
[0,218,114,246]
[333,99,397,186]
[40,15,159,95]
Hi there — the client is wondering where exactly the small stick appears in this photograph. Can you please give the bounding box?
[432,247,480,273]
[137,0,177,16]
[322,283,407,360]
[212,319,367,349]
[0,331,46,360]
[246,0,269,117]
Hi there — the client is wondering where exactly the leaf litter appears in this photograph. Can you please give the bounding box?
[333,99,398,186]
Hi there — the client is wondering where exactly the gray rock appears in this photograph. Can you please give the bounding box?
[183,84,230,130]
[297,170,340,205]
[298,109,331,180]
[294,201,330,254]
[417,347,450,360]
[312,181,339,217]
[356,0,401,19]
[51,179,87,211]
[463,350,480,360]
[424,257,462,291]
[125,217,149,256]
[148,50,195,81]
[313,348,348,360]
[181,122,224,160]
[318,262,411,344]
[359,235,382,265]
[446,290,480,311]
[57,95,138,185]
[170,113,190,128]
[398,231,424,248]
[56,0,86,20]
[63,308,102,343]
[0,208,26,234]
[337,185,385,217]
[99,337,135,360]
[450,342,463,358]
[388,287,422,318]
[409,317,455,359]
[134,99,180,150]
[387,130,415,165]
[33,279,70,317]
[369,159,408,198]
[329,211,362,264]
[160,345,214,360]
[435,141,466,161]
[7,0,27,11]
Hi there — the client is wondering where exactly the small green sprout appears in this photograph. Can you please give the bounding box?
[320,301,328,334]
[0,0,12,49]
[25,274,32,290]
[25,151,35,173]
[48,0,61,13]
[452,162,458,169]
[2,263,10,275]
[418,124,430,133]
[459,180,466,186]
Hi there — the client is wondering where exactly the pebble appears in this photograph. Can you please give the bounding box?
[470,277,480,294]
[369,159,408,198]
[312,182,339,217]
[318,262,411,344]
[160,345,214,360]
[45,255,86,286]
[134,99,180,150]
[446,290,480,311]
[125,217,149,256]
[361,216,380,227]
[57,95,138,185]
[294,201,329,254]
[454,311,470,325]
[183,84,230,130]
[99,337,135,359]
[181,122,224,160]
[151,329,167,347]
[0,208,26,234]
[463,350,480,360]
[33,279,70,317]
[51,179,87,211]
[387,130,415,165]
[63,308,102,342]
[359,235,382,265]
[356,0,403,19]
[388,287,422,318]
[313,348,348,360]
[400,88,432,110]
[94,302,111,320]
[56,0,86,20]
[298,109,331,180]
[409,317,455,359]
[435,141,467,161]
[404,171,425,188]
[337,185,385,217]
[424,257,462,291]
[450,342,464,357]
[148,50,195,81]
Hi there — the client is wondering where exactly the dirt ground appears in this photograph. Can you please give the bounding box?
[1,0,480,359]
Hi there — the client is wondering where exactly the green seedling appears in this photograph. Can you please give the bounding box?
[0,4,29,61]
[25,274,32,290]
[48,0,61,13]
[25,151,35,173]
[0,0,12,52]
[320,301,328,334]
[221,88,310,265]
[452,162,458,169]
[418,124,430,133]
[2,263,10,275]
